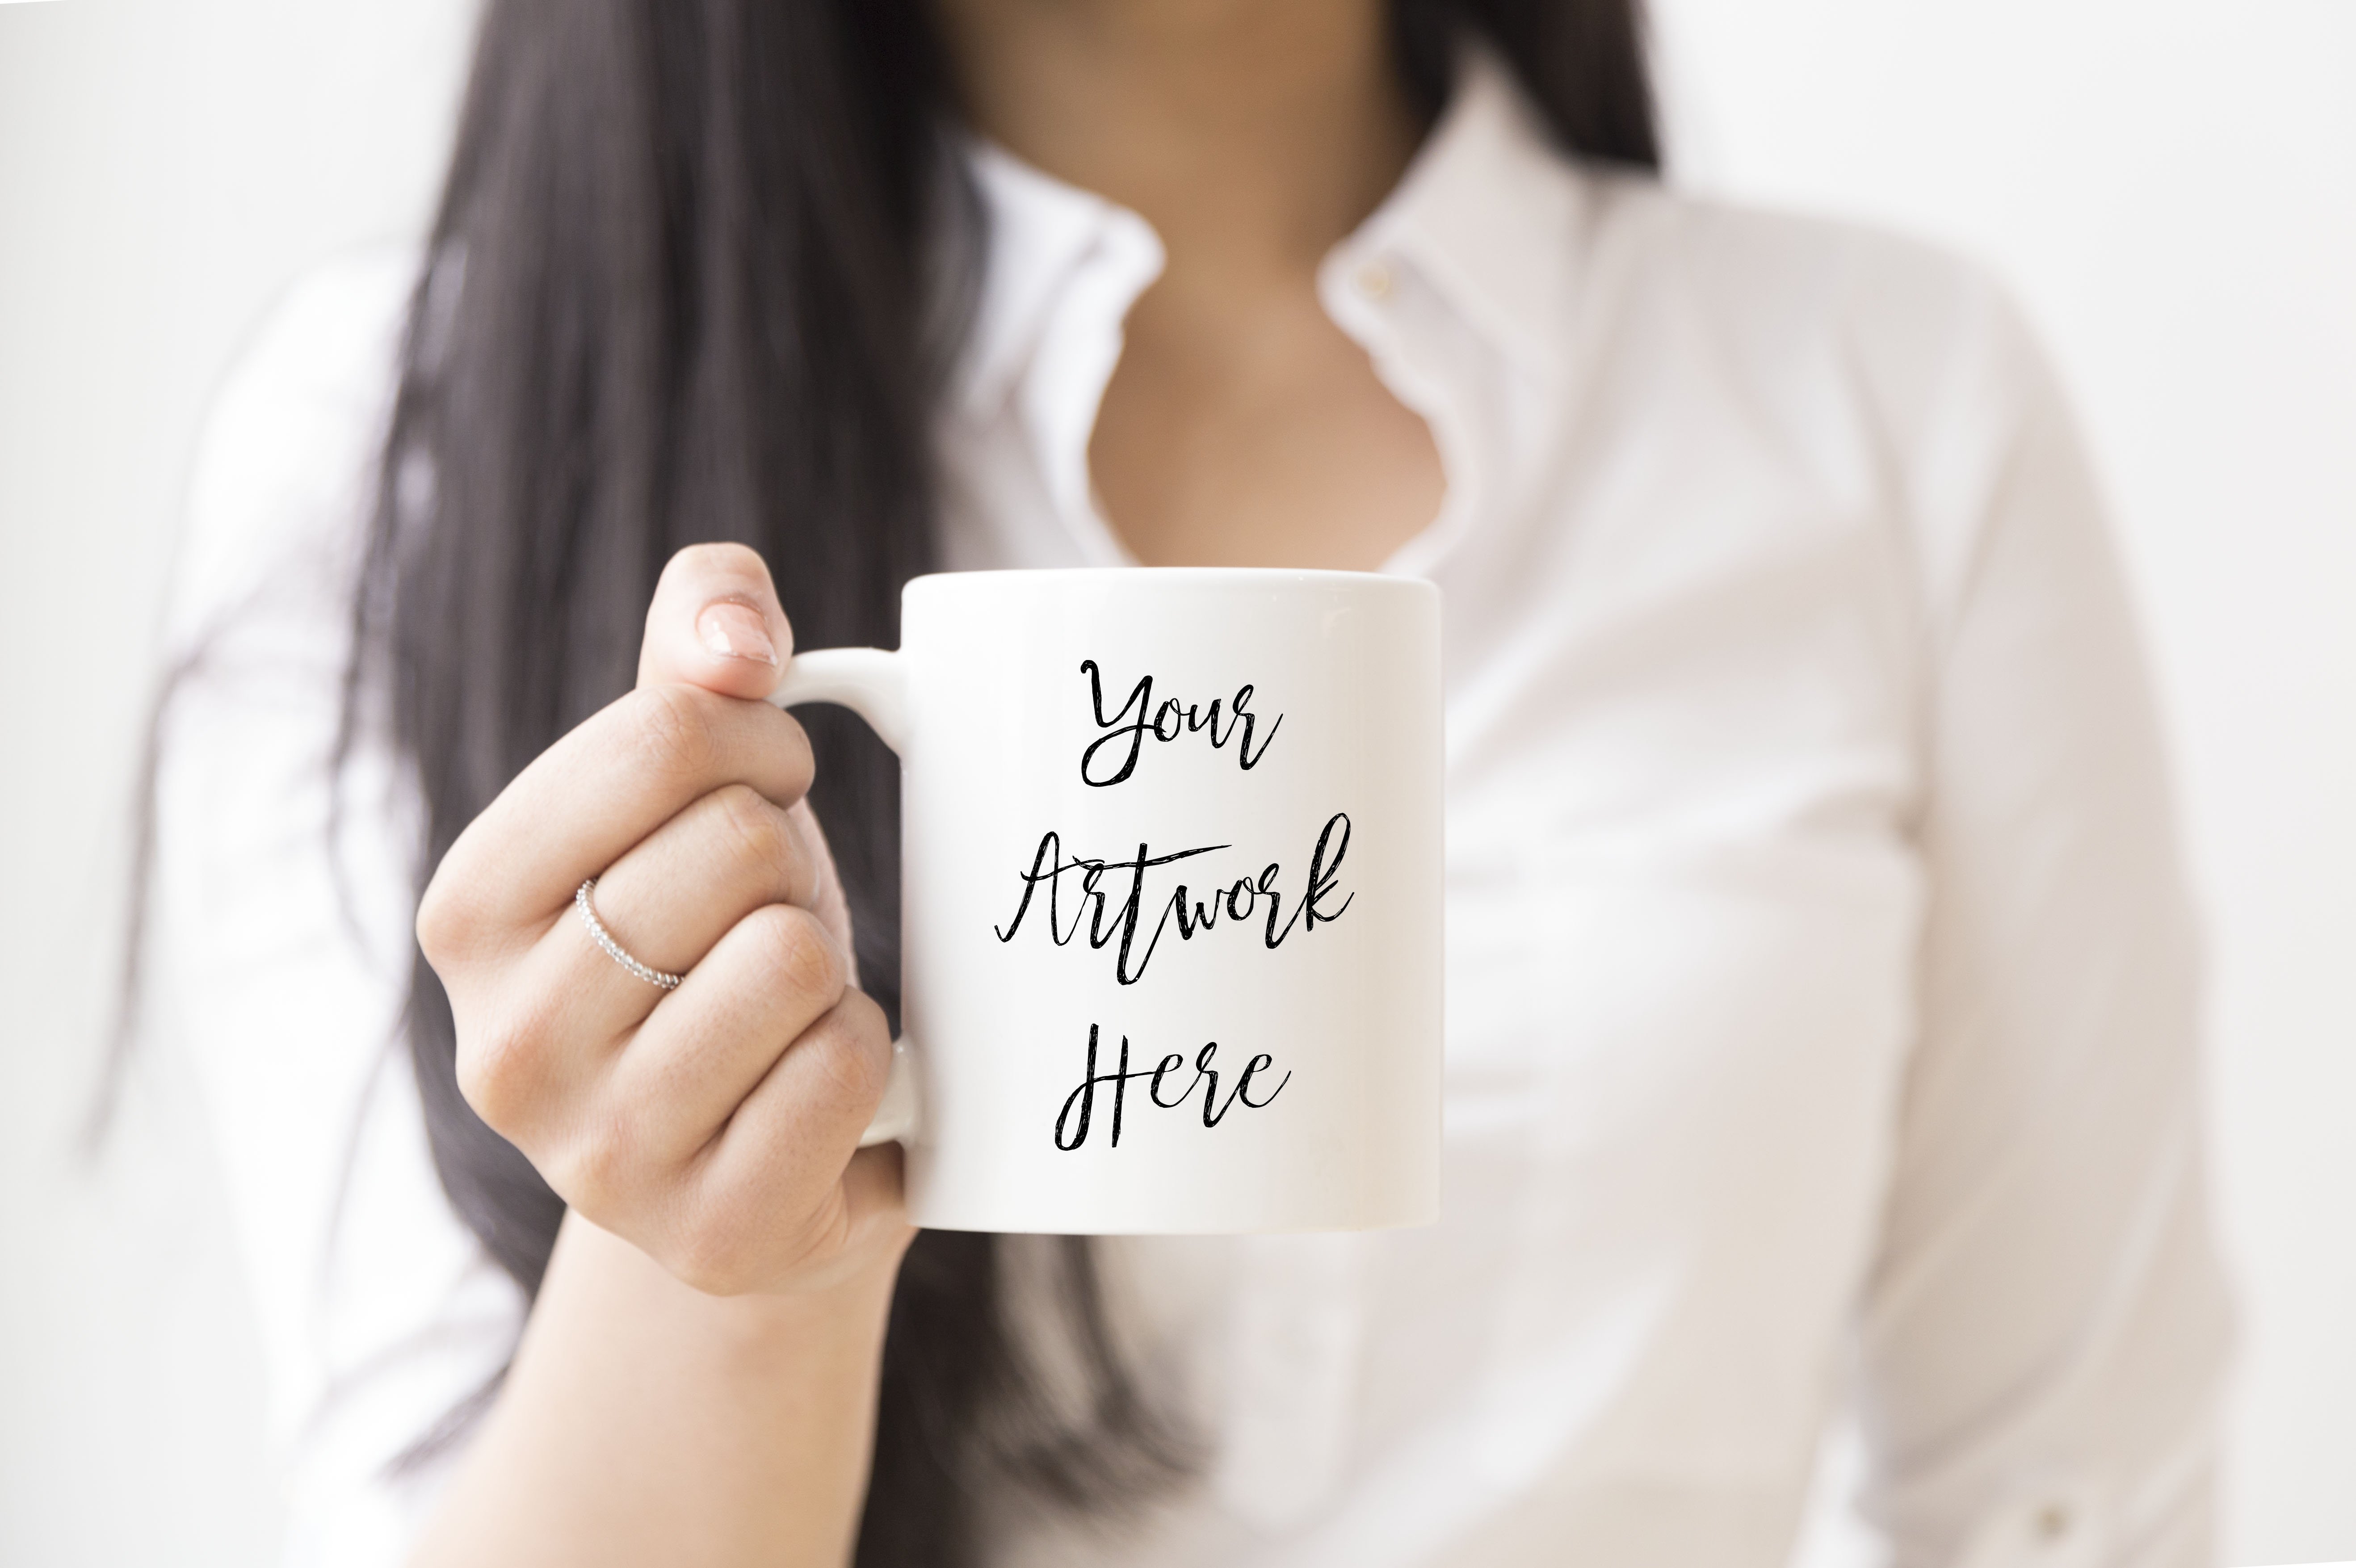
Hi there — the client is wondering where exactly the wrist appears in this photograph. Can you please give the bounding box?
[549,1208,910,1364]
[419,1197,912,1567]
[727,1222,914,1354]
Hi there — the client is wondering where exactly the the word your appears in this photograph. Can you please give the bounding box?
[1079,660,1283,787]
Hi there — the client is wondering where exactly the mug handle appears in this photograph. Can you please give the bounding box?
[769,648,919,1148]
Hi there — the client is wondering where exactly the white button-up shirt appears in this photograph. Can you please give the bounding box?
[154,47,2231,1568]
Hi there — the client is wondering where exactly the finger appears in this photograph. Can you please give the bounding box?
[602,902,855,1164]
[785,799,858,979]
[421,683,815,958]
[687,988,896,1246]
[449,888,850,1180]
[446,929,622,1160]
[580,783,825,982]
[638,542,793,702]
[662,1140,908,1300]
[487,788,827,1063]
[630,546,854,963]
[794,1143,916,1293]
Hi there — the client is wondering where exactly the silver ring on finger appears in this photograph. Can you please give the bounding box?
[575,877,685,991]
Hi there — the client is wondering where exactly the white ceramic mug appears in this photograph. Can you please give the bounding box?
[771,568,1441,1234]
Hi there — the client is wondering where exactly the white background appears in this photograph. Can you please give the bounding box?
[0,2,2348,1564]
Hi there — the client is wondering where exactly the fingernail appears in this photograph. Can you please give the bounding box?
[698,602,777,665]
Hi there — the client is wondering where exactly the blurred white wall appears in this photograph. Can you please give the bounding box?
[0,2,2347,1564]
[0,4,475,1564]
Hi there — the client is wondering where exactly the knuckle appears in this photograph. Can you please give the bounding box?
[454,1009,543,1136]
[806,994,892,1110]
[751,904,844,1005]
[630,684,724,785]
[414,871,486,970]
[772,713,815,795]
[780,802,826,906]
[710,784,796,882]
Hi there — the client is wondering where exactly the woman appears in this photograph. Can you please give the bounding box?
[149,0,2232,1563]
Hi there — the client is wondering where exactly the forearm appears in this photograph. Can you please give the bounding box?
[412,1209,908,1568]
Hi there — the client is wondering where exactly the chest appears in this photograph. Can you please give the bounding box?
[965,361,1936,1548]
[1441,453,1927,1131]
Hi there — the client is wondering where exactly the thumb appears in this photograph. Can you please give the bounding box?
[641,546,859,968]
[637,542,792,699]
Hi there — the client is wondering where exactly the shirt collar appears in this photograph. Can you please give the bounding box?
[949,139,1163,425]
[948,42,1590,422]
[1335,43,1590,385]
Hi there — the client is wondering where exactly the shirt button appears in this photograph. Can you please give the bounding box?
[1353,261,1394,300]
[2035,1502,2072,1542]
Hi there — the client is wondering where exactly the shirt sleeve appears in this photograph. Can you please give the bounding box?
[149,250,528,1568]
[1848,264,2235,1568]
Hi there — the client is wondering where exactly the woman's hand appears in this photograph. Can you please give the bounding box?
[416,543,911,1298]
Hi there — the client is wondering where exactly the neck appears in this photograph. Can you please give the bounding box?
[935,0,1425,278]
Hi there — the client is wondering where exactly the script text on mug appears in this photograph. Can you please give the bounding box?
[993,815,1355,984]
[1053,1024,1292,1151]
[1079,659,1283,786]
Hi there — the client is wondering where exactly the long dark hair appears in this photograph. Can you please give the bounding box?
[349,0,1657,1562]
